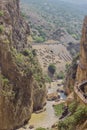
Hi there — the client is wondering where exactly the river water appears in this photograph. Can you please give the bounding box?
[18,80,66,130]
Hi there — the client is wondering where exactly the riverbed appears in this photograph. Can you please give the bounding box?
[17,80,66,130]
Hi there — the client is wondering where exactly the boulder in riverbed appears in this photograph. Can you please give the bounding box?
[47,92,60,101]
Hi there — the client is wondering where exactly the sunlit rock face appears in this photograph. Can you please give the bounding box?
[76,16,87,83]
[0,0,46,129]
[64,16,87,94]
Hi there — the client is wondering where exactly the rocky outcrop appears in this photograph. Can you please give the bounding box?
[47,92,60,101]
[64,54,79,94]
[33,81,46,111]
[0,0,46,130]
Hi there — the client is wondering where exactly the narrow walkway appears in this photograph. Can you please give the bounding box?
[74,81,87,104]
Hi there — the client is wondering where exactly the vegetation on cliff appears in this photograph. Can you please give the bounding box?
[53,103,64,116]
[64,54,79,94]
[0,0,46,129]
[58,102,87,130]
[21,0,87,42]
[57,16,87,130]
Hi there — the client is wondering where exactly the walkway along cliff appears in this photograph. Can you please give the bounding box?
[58,16,87,130]
[65,16,87,105]
[0,0,46,130]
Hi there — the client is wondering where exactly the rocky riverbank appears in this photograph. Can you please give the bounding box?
[17,80,67,130]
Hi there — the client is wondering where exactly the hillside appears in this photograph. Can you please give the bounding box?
[20,0,87,43]
[32,43,72,76]
[0,0,87,130]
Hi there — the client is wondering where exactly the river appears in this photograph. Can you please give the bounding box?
[18,80,66,130]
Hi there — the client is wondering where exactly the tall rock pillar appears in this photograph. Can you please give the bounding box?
[76,16,87,82]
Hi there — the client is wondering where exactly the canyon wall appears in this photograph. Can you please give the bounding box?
[62,16,87,130]
[76,16,87,83]
[0,0,46,129]
[64,55,79,94]
[65,16,87,93]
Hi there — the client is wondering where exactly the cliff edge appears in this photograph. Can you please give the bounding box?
[61,16,87,130]
[76,16,87,82]
[0,0,46,129]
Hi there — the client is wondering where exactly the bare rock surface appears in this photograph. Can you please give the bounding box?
[0,0,46,129]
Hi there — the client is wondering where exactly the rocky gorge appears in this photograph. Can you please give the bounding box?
[0,0,46,130]
[0,0,87,130]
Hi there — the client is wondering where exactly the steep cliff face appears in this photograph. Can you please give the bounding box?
[76,16,87,83]
[64,55,79,94]
[65,17,87,96]
[0,0,46,130]
[58,17,87,130]
[65,16,87,93]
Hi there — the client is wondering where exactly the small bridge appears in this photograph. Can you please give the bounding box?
[74,80,87,104]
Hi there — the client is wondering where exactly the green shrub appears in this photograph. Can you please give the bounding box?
[34,75,41,82]
[53,103,64,116]
[44,75,51,83]
[36,128,46,130]
[15,53,24,65]
[3,39,10,44]
[58,116,76,130]
[0,10,4,16]
[22,49,30,56]
[0,25,4,33]
[22,49,34,63]
[65,63,70,72]
[48,64,56,75]
[33,36,45,43]
[0,75,9,86]
[32,49,37,56]
[57,71,64,79]
[58,105,87,130]
[74,105,87,123]
[21,12,26,18]
[69,101,78,114]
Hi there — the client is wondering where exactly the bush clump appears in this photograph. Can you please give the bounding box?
[33,36,45,43]
[36,127,46,130]
[69,101,78,114]
[53,103,64,116]
[44,75,51,83]
[58,105,87,130]
[32,49,37,56]
[0,10,4,16]
[22,49,30,56]
[57,71,65,79]
[0,25,4,33]
[0,74,9,86]
[48,64,56,75]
